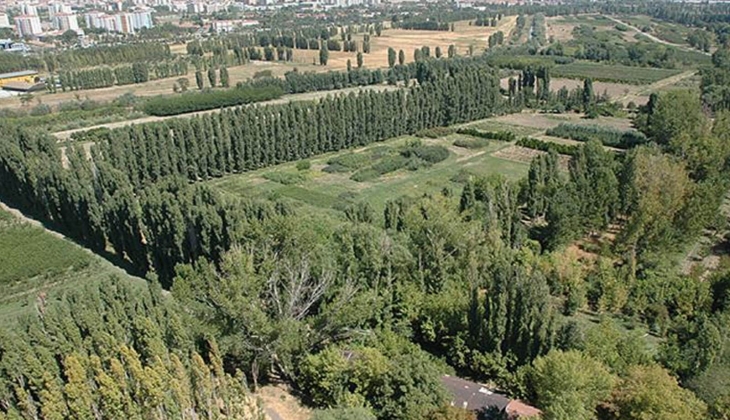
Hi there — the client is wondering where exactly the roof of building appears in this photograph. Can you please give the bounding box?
[0,70,38,79]
[441,375,511,412]
[1,81,45,91]
[506,400,542,418]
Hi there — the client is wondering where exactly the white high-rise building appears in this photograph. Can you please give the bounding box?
[20,3,38,16]
[0,14,11,28]
[48,2,72,19]
[130,9,153,29]
[14,15,42,37]
[85,10,149,33]
[53,13,79,31]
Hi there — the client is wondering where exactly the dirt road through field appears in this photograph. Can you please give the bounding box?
[606,16,710,56]
[614,70,697,105]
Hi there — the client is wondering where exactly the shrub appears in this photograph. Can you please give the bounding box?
[253,70,273,79]
[402,145,450,164]
[372,155,409,174]
[450,169,475,183]
[546,123,647,149]
[29,104,52,116]
[415,126,455,138]
[516,137,579,155]
[350,168,379,182]
[322,163,350,173]
[262,171,305,185]
[296,160,311,171]
[456,128,515,141]
[453,137,490,149]
[327,153,371,170]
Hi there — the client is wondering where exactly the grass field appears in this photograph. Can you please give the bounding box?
[0,208,144,322]
[291,16,518,71]
[207,108,643,217]
[208,130,530,216]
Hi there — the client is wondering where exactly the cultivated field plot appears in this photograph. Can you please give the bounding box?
[0,208,143,321]
[552,61,682,84]
[489,111,634,131]
[208,132,529,215]
[292,16,518,71]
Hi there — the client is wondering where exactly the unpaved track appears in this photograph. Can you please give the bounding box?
[606,16,710,56]
[54,84,399,140]
[615,70,697,105]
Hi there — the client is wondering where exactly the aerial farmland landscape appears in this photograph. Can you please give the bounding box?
[1,0,730,419]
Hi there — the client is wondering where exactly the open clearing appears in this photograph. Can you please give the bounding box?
[207,131,529,216]
[291,16,517,71]
[0,206,145,322]
[490,111,634,131]
[206,109,636,216]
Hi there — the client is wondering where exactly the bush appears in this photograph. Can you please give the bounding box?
[327,153,371,170]
[453,137,490,149]
[253,70,273,79]
[322,163,351,173]
[516,137,579,155]
[401,145,450,164]
[350,168,379,182]
[29,104,52,116]
[415,126,455,138]
[262,171,305,185]
[546,123,647,149]
[456,128,515,141]
[296,160,311,171]
[372,155,409,174]
[450,169,475,184]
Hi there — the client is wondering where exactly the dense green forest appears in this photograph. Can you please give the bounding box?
[0,278,264,419]
[2,4,730,419]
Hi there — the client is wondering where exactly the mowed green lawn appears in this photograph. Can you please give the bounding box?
[0,209,144,322]
[208,131,530,216]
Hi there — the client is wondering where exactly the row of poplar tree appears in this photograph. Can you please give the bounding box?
[0,59,504,285]
[48,60,189,92]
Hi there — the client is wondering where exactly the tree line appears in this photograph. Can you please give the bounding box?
[50,60,188,92]
[0,277,264,419]
[0,62,503,287]
[44,43,172,73]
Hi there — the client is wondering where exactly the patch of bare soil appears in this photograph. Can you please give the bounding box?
[257,384,311,420]
[546,17,577,42]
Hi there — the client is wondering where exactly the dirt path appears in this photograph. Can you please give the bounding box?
[614,70,697,105]
[54,84,399,140]
[606,16,710,56]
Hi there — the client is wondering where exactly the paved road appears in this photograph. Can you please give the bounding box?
[54,84,399,141]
